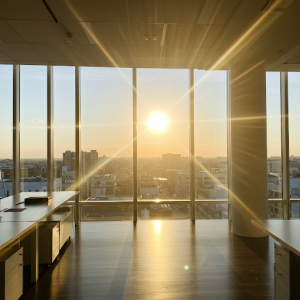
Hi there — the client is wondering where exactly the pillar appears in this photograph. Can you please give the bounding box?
[229,61,268,237]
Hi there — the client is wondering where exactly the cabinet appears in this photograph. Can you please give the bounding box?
[41,211,73,250]
[274,242,300,299]
[0,247,23,300]
[39,223,60,265]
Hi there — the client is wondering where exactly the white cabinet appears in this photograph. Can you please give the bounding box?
[0,247,23,300]
[274,242,300,300]
[39,223,60,265]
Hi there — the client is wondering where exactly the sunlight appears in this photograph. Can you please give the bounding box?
[154,220,162,233]
[148,113,168,131]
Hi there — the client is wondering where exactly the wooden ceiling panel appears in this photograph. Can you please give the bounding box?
[130,23,163,46]
[128,0,205,24]
[0,21,27,43]
[0,0,52,20]
[47,0,128,22]
[32,44,79,62]
[91,22,131,45]
[8,20,66,44]
[165,24,203,48]
[0,43,46,61]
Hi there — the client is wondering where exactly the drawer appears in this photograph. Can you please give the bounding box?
[275,263,290,292]
[5,248,23,275]
[275,279,290,300]
[5,262,23,290]
[5,263,23,300]
[275,243,289,274]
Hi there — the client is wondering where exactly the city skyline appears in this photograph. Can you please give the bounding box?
[1,66,300,159]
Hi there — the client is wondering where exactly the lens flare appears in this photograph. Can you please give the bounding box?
[148,113,168,131]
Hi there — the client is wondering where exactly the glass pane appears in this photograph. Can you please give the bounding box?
[137,69,189,200]
[288,72,300,199]
[53,67,75,193]
[196,203,228,219]
[81,203,133,221]
[81,67,133,201]
[0,65,13,198]
[20,66,47,193]
[266,72,282,199]
[291,203,300,219]
[268,202,283,219]
[138,203,190,220]
[194,70,228,202]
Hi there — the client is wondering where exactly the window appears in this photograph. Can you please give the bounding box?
[137,68,190,219]
[53,67,75,194]
[80,67,133,220]
[194,70,228,219]
[288,72,300,218]
[20,66,47,194]
[0,65,13,197]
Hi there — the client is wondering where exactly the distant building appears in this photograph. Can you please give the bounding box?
[0,177,62,198]
[90,174,116,198]
[139,173,159,199]
[63,150,76,172]
[177,170,227,199]
[162,153,181,169]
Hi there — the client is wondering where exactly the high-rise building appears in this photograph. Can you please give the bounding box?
[63,150,76,172]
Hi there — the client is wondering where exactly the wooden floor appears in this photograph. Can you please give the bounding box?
[21,220,275,300]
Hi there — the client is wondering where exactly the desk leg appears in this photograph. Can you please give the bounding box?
[31,223,39,282]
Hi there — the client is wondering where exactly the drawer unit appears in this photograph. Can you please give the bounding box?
[274,242,300,300]
[39,223,60,265]
[42,211,73,250]
[59,212,73,249]
[275,243,290,274]
[274,264,289,292]
[0,247,23,300]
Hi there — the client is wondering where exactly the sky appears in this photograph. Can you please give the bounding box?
[0,65,299,159]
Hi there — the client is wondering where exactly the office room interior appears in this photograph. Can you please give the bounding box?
[1,0,300,299]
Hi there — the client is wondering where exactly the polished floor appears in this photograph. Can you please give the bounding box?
[22,220,275,300]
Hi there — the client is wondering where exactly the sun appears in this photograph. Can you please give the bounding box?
[148,113,168,131]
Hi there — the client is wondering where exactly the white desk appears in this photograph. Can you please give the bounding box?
[252,219,300,299]
[0,191,78,282]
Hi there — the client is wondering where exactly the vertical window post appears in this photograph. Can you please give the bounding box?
[227,70,232,220]
[280,72,290,219]
[12,65,20,195]
[47,66,54,193]
[133,68,137,222]
[75,66,81,225]
[190,69,195,222]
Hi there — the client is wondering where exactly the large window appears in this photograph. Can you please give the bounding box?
[53,66,75,192]
[80,67,133,220]
[266,72,283,218]
[0,65,13,197]
[194,70,228,219]
[288,72,300,218]
[137,68,190,219]
[20,65,47,193]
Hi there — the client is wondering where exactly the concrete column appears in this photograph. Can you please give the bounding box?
[229,61,268,237]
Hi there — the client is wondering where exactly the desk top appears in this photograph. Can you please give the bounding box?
[251,219,300,256]
[0,221,36,251]
[0,191,78,222]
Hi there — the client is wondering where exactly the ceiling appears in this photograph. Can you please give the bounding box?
[0,0,299,70]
